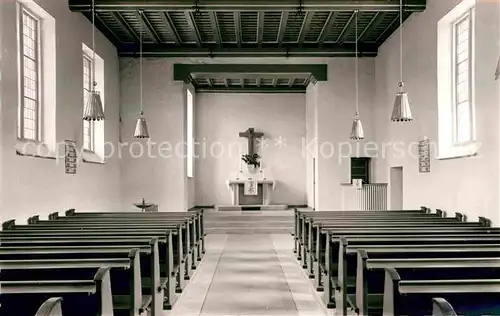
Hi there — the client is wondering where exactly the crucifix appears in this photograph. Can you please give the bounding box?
[239,127,264,156]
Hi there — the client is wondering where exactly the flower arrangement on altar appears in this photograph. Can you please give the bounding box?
[241,153,261,167]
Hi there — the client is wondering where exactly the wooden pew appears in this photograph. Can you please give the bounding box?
[63,209,205,259]
[432,297,458,316]
[383,268,500,316]
[0,267,114,316]
[27,215,196,277]
[356,255,500,315]
[294,207,432,256]
[35,297,63,316]
[0,236,169,313]
[5,217,189,291]
[325,234,500,313]
[296,208,458,265]
[308,221,490,279]
[311,223,497,280]
[0,252,146,316]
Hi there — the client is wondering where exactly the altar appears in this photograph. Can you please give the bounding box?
[225,179,276,206]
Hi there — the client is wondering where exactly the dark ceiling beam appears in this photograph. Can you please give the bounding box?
[298,11,314,45]
[160,12,182,45]
[120,44,379,58]
[224,78,229,87]
[186,12,202,47]
[240,78,245,88]
[173,64,329,81]
[303,76,311,87]
[135,11,161,43]
[358,12,386,42]
[234,12,242,47]
[207,78,213,87]
[375,11,409,44]
[196,86,305,93]
[272,78,277,87]
[256,77,262,87]
[336,11,357,44]
[277,11,289,46]
[83,11,123,47]
[69,0,427,13]
[112,12,139,42]
[257,12,265,47]
[288,78,295,87]
[209,12,223,46]
[317,11,337,44]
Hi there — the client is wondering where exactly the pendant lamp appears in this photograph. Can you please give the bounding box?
[83,0,105,121]
[391,0,412,122]
[350,10,364,140]
[133,10,150,139]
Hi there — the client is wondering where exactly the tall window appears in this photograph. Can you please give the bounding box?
[19,8,41,141]
[83,54,95,151]
[186,89,194,178]
[452,11,474,144]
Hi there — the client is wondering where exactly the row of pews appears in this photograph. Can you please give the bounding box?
[0,209,205,316]
[294,207,499,316]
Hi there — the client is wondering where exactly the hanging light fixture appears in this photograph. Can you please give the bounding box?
[134,10,150,139]
[83,0,105,121]
[350,10,364,140]
[391,0,412,122]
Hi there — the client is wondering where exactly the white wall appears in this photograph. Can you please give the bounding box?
[0,0,121,223]
[119,58,190,212]
[372,0,500,225]
[194,93,306,206]
[306,58,376,210]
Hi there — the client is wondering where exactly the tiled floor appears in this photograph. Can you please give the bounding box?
[167,234,330,316]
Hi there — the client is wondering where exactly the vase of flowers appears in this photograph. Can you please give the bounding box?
[242,153,260,174]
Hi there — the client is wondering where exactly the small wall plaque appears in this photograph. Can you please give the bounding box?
[418,139,430,173]
[65,140,77,174]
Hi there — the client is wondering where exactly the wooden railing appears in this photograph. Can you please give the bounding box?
[341,183,388,211]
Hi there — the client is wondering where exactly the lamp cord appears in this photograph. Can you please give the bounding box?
[92,0,96,89]
[399,0,404,91]
[355,10,359,116]
[140,10,143,114]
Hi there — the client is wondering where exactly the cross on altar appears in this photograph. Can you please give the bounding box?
[239,128,264,156]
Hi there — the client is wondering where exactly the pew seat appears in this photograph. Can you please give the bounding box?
[0,267,113,316]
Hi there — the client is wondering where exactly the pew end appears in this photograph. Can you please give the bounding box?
[436,209,447,217]
[479,216,492,227]
[2,219,16,230]
[454,213,467,222]
[35,297,63,316]
[28,215,40,224]
[432,297,458,316]
[48,212,59,220]
[65,209,76,216]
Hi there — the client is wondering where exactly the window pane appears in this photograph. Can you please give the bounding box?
[456,102,471,143]
[83,55,93,151]
[21,10,40,141]
[453,13,473,144]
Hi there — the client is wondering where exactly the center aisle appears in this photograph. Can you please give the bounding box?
[168,234,330,316]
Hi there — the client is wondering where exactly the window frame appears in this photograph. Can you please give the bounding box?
[83,53,95,152]
[186,88,194,178]
[451,9,475,145]
[18,6,43,142]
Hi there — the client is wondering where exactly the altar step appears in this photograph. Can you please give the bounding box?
[204,209,294,234]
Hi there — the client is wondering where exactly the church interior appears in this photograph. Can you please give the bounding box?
[1,0,500,315]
